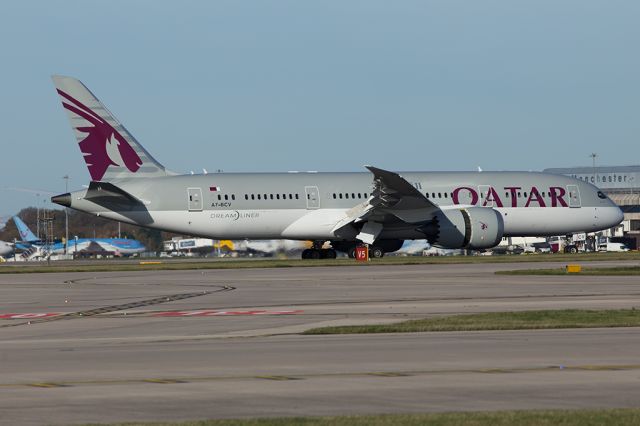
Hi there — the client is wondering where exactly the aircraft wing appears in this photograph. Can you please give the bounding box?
[332,166,440,244]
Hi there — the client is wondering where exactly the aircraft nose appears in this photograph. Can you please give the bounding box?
[604,206,624,228]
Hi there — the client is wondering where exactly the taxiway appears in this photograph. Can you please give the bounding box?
[1,261,639,425]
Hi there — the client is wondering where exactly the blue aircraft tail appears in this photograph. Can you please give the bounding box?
[13,216,39,242]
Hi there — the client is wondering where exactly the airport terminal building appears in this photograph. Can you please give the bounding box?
[544,165,640,248]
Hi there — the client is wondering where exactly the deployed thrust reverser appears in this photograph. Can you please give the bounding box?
[419,207,504,249]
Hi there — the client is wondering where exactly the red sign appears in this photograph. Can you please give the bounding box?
[355,246,368,262]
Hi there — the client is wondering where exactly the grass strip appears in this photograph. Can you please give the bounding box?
[497,266,640,275]
[80,408,640,426]
[303,309,640,335]
[1,252,638,274]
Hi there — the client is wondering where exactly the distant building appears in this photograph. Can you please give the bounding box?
[544,165,640,248]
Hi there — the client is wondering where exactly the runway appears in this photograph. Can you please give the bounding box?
[1,261,640,425]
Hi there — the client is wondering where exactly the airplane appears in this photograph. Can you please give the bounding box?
[12,215,145,257]
[13,216,40,243]
[0,241,13,258]
[50,76,624,259]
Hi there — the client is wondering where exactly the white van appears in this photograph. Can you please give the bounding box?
[598,242,629,252]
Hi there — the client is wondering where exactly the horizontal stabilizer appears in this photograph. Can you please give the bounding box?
[85,181,143,205]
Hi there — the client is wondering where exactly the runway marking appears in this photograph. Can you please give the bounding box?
[255,375,301,381]
[0,313,61,320]
[27,383,68,388]
[0,286,235,328]
[143,378,186,384]
[368,372,411,377]
[152,309,303,317]
[5,364,640,389]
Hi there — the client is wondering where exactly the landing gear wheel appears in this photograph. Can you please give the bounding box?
[348,247,357,259]
[370,246,384,258]
[309,249,321,259]
[301,249,311,259]
[321,249,337,259]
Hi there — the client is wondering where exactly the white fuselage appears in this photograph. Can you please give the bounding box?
[62,171,624,243]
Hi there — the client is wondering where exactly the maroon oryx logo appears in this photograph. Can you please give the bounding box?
[480,221,488,230]
[57,89,142,181]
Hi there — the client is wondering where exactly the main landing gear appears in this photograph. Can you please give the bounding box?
[301,241,337,259]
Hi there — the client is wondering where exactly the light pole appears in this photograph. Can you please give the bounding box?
[36,193,40,239]
[590,153,598,185]
[63,175,69,255]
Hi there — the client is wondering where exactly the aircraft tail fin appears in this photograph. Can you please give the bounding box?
[51,75,173,182]
[13,216,39,243]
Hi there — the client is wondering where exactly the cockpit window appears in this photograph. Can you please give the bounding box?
[597,191,607,199]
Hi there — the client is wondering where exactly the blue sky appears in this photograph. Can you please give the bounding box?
[1,1,639,217]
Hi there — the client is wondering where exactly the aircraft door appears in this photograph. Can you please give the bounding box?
[567,185,581,208]
[187,188,203,211]
[305,186,320,209]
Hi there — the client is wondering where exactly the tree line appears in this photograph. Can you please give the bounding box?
[0,207,176,252]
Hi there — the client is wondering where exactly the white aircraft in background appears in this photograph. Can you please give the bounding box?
[0,241,13,258]
[50,76,624,259]
[394,239,430,256]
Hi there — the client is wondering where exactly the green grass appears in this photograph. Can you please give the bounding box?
[0,251,638,274]
[80,409,640,426]
[497,266,640,275]
[303,309,640,335]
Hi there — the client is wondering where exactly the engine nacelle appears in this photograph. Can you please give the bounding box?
[420,207,504,249]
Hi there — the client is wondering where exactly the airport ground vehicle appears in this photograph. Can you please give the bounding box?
[598,242,629,252]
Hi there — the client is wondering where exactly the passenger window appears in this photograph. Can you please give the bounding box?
[289,194,293,199]
[295,194,299,200]
[276,194,280,200]
[217,195,221,201]
[251,194,255,200]
[505,192,509,198]
[438,192,441,198]
[244,194,248,200]
[232,194,235,200]
[352,193,355,199]
[270,194,274,200]
[339,193,343,199]
[523,192,527,198]
[444,193,448,198]
[257,194,261,200]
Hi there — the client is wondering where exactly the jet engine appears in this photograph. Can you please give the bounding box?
[419,207,504,249]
